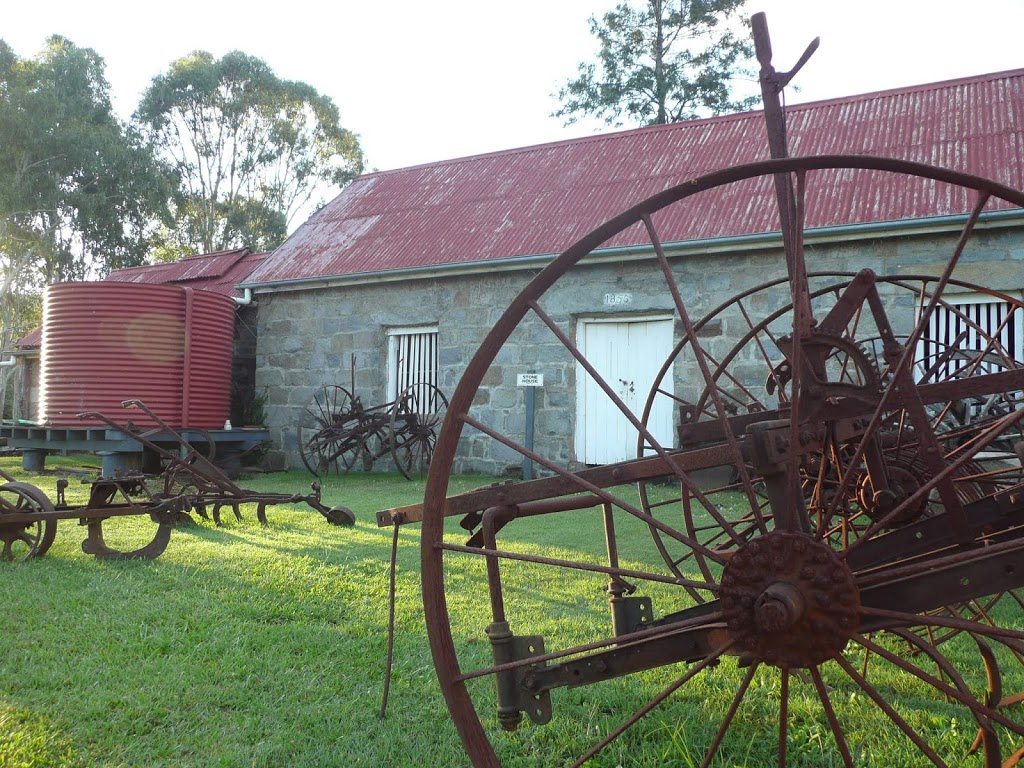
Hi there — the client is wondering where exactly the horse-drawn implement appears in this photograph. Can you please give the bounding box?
[375,15,1024,766]
[0,399,353,562]
[297,382,447,479]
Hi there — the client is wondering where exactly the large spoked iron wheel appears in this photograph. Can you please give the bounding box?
[637,271,1024,575]
[389,383,448,479]
[297,385,364,476]
[0,481,57,561]
[420,156,1024,766]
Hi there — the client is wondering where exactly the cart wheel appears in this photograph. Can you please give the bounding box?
[0,482,57,561]
[637,272,1024,577]
[326,504,356,526]
[297,385,363,475]
[184,428,216,465]
[389,384,448,479]
[421,157,1024,766]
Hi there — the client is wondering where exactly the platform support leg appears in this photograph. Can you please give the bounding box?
[21,449,46,472]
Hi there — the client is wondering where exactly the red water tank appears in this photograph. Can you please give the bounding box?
[39,282,235,429]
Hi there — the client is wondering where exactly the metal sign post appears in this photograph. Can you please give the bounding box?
[516,372,544,479]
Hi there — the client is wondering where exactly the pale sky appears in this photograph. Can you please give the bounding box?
[5,1,1024,175]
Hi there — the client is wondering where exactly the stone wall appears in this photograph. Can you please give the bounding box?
[255,225,1024,475]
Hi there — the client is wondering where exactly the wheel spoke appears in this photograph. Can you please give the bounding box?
[700,663,758,768]
[835,654,950,767]
[644,214,763,518]
[570,641,735,768]
[810,665,856,768]
[439,540,714,594]
[860,605,1024,646]
[778,668,789,768]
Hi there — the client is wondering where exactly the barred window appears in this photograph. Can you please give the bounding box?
[917,293,1023,383]
[387,326,438,403]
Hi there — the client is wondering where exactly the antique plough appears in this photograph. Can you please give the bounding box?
[377,14,1024,767]
[0,399,354,562]
[297,383,447,479]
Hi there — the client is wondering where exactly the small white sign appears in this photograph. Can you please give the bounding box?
[517,373,544,387]
[603,292,633,306]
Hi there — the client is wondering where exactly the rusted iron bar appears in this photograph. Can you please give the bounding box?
[80,401,353,526]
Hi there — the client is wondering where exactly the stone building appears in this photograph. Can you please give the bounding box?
[240,69,1024,474]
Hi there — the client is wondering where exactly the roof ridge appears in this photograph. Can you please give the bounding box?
[786,67,1024,113]
[359,68,1024,178]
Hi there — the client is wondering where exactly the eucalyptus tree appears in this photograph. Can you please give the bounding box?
[553,0,757,127]
[0,35,170,418]
[0,35,170,347]
[135,50,365,256]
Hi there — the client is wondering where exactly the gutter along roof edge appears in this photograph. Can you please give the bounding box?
[240,208,1024,294]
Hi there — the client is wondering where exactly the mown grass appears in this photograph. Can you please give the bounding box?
[0,456,486,767]
[2,455,1023,767]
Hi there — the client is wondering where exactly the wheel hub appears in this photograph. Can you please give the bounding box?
[721,532,859,668]
[858,465,925,526]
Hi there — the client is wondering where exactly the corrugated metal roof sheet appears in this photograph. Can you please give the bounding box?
[246,69,1024,286]
[105,249,267,297]
[15,326,41,349]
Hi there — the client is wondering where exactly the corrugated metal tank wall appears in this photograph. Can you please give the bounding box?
[184,289,235,428]
[40,283,235,428]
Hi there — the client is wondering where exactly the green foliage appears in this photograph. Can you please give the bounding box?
[0,36,172,353]
[135,50,366,257]
[0,36,172,283]
[553,0,758,127]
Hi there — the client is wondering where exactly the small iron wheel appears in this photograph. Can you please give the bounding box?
[0,481,58,561]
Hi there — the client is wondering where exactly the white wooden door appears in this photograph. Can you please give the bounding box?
[576,318,674,464]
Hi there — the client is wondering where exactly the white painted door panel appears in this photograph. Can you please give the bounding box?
[577,318,673,464]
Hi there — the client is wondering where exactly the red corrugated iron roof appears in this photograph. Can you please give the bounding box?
[105,249,267,297]
[15,326,41,349]
[245,69,1024,287]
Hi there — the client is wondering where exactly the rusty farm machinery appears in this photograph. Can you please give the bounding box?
[6,12,1024,767]
[373,15,1024,768]
[297,382,448,479]
[0,399,354,562]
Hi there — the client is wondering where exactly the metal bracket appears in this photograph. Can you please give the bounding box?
[487,621,551,729]
[512,635,552,726]
[610,595,653,636]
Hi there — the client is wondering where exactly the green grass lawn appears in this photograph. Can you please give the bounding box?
[2,455,1023,767]
[0,456,489,768]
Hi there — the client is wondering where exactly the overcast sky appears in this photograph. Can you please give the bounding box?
[5,1,1023,174]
